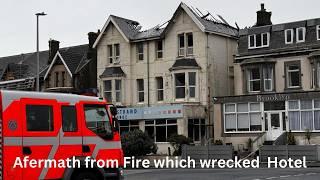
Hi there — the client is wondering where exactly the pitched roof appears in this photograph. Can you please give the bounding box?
[44,44,91,80]
[93,2,238,47]
[58,44,88,74]
[0,51,49,80]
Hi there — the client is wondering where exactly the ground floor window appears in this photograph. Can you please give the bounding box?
[119,120,140,134]
[144,119,177,142]
[224,102,262,132]
[188,118,205,141]
[288,100,320,131]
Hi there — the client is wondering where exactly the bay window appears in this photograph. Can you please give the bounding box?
[224,102,262,132]
[174,71,197,100]
[103,79,122,103]
[288,100,320,131]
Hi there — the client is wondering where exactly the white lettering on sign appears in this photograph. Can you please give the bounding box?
[256,94,290,102]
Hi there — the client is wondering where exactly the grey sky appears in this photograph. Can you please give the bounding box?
[1,0,319,57]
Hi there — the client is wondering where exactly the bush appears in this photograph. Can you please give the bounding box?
[167,134,193,156]
[287,130,296,145]
[214,139,223,145]
[121,129,157,157]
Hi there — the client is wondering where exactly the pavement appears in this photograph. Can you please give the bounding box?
[124,167,320,180]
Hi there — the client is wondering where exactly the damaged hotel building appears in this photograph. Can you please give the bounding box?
[93,2,238,152]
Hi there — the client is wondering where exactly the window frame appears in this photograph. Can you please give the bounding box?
[21,98,59,137]
[224,102,263,133]
[119,120,140,135]
[54,72,59,87]
[144,119,178,142]
[178,32,193,57]
[61,71,66,87]
[61,105,78,132]
[136,43,144,61]
[285,61,301,89]
[173,71,198,101]
[156,40,164,59]
[248,33,270,49]
[296,27,306,43]
[244,64,275,93]
[156,77,164,102]
[107,43,120,64]
[137,79,144,103]
[288,100,320,132]
[188,118,206,142]
[103,79,123,103]
[285,29,294,44]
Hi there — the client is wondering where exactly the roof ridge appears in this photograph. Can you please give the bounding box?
[247,17,320,29]
[110,15,139,24]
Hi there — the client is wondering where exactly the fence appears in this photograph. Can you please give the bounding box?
[181,145,233,160]
[260,145,320,162]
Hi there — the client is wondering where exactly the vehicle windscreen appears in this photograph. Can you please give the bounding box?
[84,104,113,139]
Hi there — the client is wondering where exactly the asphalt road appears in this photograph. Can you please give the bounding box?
[124,168,320,180]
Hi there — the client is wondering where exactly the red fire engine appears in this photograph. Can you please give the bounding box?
[0,90,124,180]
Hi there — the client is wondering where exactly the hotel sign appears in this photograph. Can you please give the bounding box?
[256,94,290,102]
[116,105,183,120]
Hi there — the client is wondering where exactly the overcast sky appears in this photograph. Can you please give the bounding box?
[0,0,319,57]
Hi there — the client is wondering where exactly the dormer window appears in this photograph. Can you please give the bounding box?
[248,33,269,49]
[317,25,320,40]
[296,27,306,43]
[285,29,294,44]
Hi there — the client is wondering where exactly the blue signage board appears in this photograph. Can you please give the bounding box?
[116,105,183,120]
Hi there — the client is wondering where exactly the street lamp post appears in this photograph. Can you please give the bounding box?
[35,12,47,91]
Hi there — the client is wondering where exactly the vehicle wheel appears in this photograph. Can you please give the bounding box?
[73,171,100,180]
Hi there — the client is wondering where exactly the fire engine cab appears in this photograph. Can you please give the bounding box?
[0,90,124,180]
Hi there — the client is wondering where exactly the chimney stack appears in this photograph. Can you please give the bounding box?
[255,3,272,27]
[48,39,60,64]
[87,31,99,59]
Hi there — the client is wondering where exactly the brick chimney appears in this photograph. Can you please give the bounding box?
[48,39,60,64]
[87,31,99,59]
[255,3,272,27]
